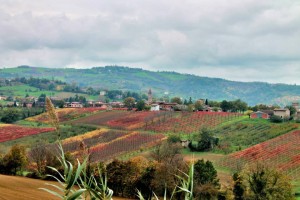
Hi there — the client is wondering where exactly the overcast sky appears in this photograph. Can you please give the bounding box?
[0,0,299,84]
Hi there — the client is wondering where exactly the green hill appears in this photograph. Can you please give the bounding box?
[1,65,300,105]
[0,83,97,101]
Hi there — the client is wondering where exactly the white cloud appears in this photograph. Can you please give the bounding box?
[0,0,299,83]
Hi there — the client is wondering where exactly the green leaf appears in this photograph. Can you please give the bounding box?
[66,189,86,200]
[39,188,64,199]
[44,183,64,193]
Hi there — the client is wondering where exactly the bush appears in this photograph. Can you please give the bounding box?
[167,134,181,143]
[270,115,283,123]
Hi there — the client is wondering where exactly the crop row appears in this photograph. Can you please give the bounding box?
[27,107,106,123]
[0,124,55,142]
[63,129,131,152]
[62,129,165,162]
[217,130,300,179]
[89,132,165,162]
[145,112,241,133]
[213,122,298,147]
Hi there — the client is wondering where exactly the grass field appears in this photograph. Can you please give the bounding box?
[213,118,298,152]
[0,84,98,100]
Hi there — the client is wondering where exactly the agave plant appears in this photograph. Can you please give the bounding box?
[39,142,87,200]
[40,97,113,200]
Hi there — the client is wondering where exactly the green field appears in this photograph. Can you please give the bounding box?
[212,118,298,153]
[0,84,98,100]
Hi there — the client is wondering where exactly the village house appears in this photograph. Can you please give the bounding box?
[110,101,124,108]
[250,111,270,119]
[150,104,160,111]
[180,140,190,148]
[158,102,177,111]
[203,105,213,112]
[0,95,7,100]
[87,101,106,107]
[65,102,83,108]
[273,108,290,119]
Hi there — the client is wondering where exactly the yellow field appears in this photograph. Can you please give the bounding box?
[0,175,132,200]
[0,174,59,200]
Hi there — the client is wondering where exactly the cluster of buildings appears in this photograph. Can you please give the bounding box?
[250,102,300,120]
[0,95,7,100]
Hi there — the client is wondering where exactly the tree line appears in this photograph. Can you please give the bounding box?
[0,138,295,200]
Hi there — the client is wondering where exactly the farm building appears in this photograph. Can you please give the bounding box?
[0,96,7,100]
[295,111,300,120]
[250,111,270,119]
[150,104,160,111]
[159,102,177,111]
[181,140,190,148]
[273,108,290,119]
[65,102,83,108]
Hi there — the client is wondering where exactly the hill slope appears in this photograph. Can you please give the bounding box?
[1,66,300,105]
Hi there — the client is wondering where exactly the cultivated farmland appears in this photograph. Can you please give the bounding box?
[0,124,55,142]
[144,111,241,133]
[27,107,105,123]
[218,130,300,180]
[213,119,298,149]
[71,111,158,130]
[62,129,165,162]
[72,110,241,133]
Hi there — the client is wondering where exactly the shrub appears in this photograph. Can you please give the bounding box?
[270,115,283,123]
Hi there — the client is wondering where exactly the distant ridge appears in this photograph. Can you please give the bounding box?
[1,66,300,105]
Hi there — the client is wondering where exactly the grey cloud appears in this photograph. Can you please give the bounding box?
[0,0,299,83]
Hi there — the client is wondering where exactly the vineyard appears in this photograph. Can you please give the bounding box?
[27,107,105,123]
[72,110,241,133]
[144,111,241,133]
[73,111,159,130]
[0,124,55,142]
[217,130,300,180]
[213,120,298,148]
[62,128,165,162]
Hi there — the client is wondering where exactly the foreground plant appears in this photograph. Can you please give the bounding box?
[40,97,113,200]
[137,163,194,200]
[40,142,87,199]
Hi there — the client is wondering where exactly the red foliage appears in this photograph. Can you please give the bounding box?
[89,132,165,162]
[33,107,106,123]
[0,125,55,142]
[145,111,241,133]
[218,130,300,179]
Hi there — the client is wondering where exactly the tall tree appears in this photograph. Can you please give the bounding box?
[194,100,204,111]
[242,164,294,200]
[233,172,245,200]
[3,144,28,175]
[194,159,220,199]
[136,100,146,111]
[123,97,136,110]
[171,97,183,105]
[29,141,48,176]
